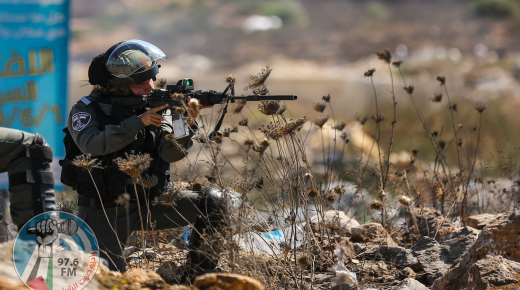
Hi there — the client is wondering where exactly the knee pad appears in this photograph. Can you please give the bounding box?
[8,133,56,214]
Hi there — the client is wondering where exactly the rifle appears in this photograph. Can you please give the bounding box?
[143,78,297,140]
[144,78,297,107]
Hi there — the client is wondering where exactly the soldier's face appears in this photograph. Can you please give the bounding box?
[128,79,154,95]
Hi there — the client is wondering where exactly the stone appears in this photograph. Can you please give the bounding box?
[395,249,421,272]
[395,278,429,290]
[310,210,360,236]
[156,261,182,284]
[351,223,398,246]
[410,237,451,284]
[440,226,480,262]
[126,249,163,261]
[400,267,417,279]
[122,268,162,283]
[432,209,520,289]
[363,245,406,263]
[467,213,502,230]
[123,245,140,256]
[0,277,26,290]
[193,273,264,290]
[409,207,458,241]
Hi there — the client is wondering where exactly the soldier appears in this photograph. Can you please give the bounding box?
[61,39,226,282]
[0,127,56,229]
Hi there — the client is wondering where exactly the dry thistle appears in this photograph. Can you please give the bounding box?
[116,193,130,206]
[225,74,236,84]
[252,139,271,153]
[437,140,446,150]
[376,49,392,63]
[254,177,264,190]
[258,100,280,115]
[245,66,272,89]
[277,105,287,115]
[437,76,446,85]
[312,115,329,128]
[244,139,254,146]
[303,173,313,180]
[313,102,327,113]
[410,149,419,156]
[165,133,175,141]
[73,154,103,170]
[370,200,383,210]
[307,188,318,198]
[450,104,458,111]
[222,128,230,137]
[333,121,347,131]
[334,185,346,195]
[212,135,223,144]
[171,93,184,101]
[398,195,412,206]
[457,138,463,147]
[155,78,167,89]
[175,107,186,115]
[326,193,337,202]
[371,112,386,123]
[159,185,184,206]
[231,104,245,114]
[139,174,158,188]
[392,61,402,68]
[322,94,331,103]
[432,131,438,137]
[189,98,200,111]
[432,93,443,103]
[253,87,269,95]
[364,68,376,77]
[403,85,414,94]
[238,118,249,126]
[230,125,238,132]
[114,152,152,178]
[298,256,311,267]
[340,132,348,141]
[475,102,486,113]
[235,99,247,105]
[355,113,369,125]
[263,117,308,139]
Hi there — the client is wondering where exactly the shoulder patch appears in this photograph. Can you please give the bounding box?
[72,112,92,131]
[79,97,92,106]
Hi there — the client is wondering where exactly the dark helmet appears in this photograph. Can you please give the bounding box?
[88,39,166,87]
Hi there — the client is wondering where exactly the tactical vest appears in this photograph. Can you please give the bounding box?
[60,94,171,205]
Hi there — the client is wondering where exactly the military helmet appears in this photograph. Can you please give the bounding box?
[88,39,166,87]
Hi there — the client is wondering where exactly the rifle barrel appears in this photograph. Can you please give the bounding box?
[236,95,297,101]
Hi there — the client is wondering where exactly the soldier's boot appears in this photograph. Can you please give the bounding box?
[181,187,228,284]
[8,133,56,228]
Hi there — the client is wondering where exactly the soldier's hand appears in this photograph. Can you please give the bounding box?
[35,218,58,245]
[139,104,168,127]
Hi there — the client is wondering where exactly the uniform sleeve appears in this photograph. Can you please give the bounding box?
[157,118,197,163]
[68,103,146,156]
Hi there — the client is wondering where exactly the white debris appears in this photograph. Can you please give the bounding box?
[331,248,358,288]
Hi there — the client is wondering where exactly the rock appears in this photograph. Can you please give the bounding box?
[123,245,140,256]
[123,268,163,283]
[193,273,264,290]
[440,227,480,262]
[156,261,182,284]
[395,278,429,290]
[363,245,406,263]
[395,249,421,272]
[410,237,451,284]
[400,267,417,279]
[310,210,360,236]
[467,213,502,230]
[395,227,480,284]
[432,209,520,289]
[0,277,26,290]
[410,207,458,241]
[126,249,163,261]
[351,223,398,246]
[352,243,366,255]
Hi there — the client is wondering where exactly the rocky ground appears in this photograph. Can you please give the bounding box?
[2,208,520,289]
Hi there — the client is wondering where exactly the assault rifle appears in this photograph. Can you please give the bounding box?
[144,78,297,107]
[142,78,297,140]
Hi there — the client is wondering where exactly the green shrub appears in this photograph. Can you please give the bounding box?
[472,0,520,18]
